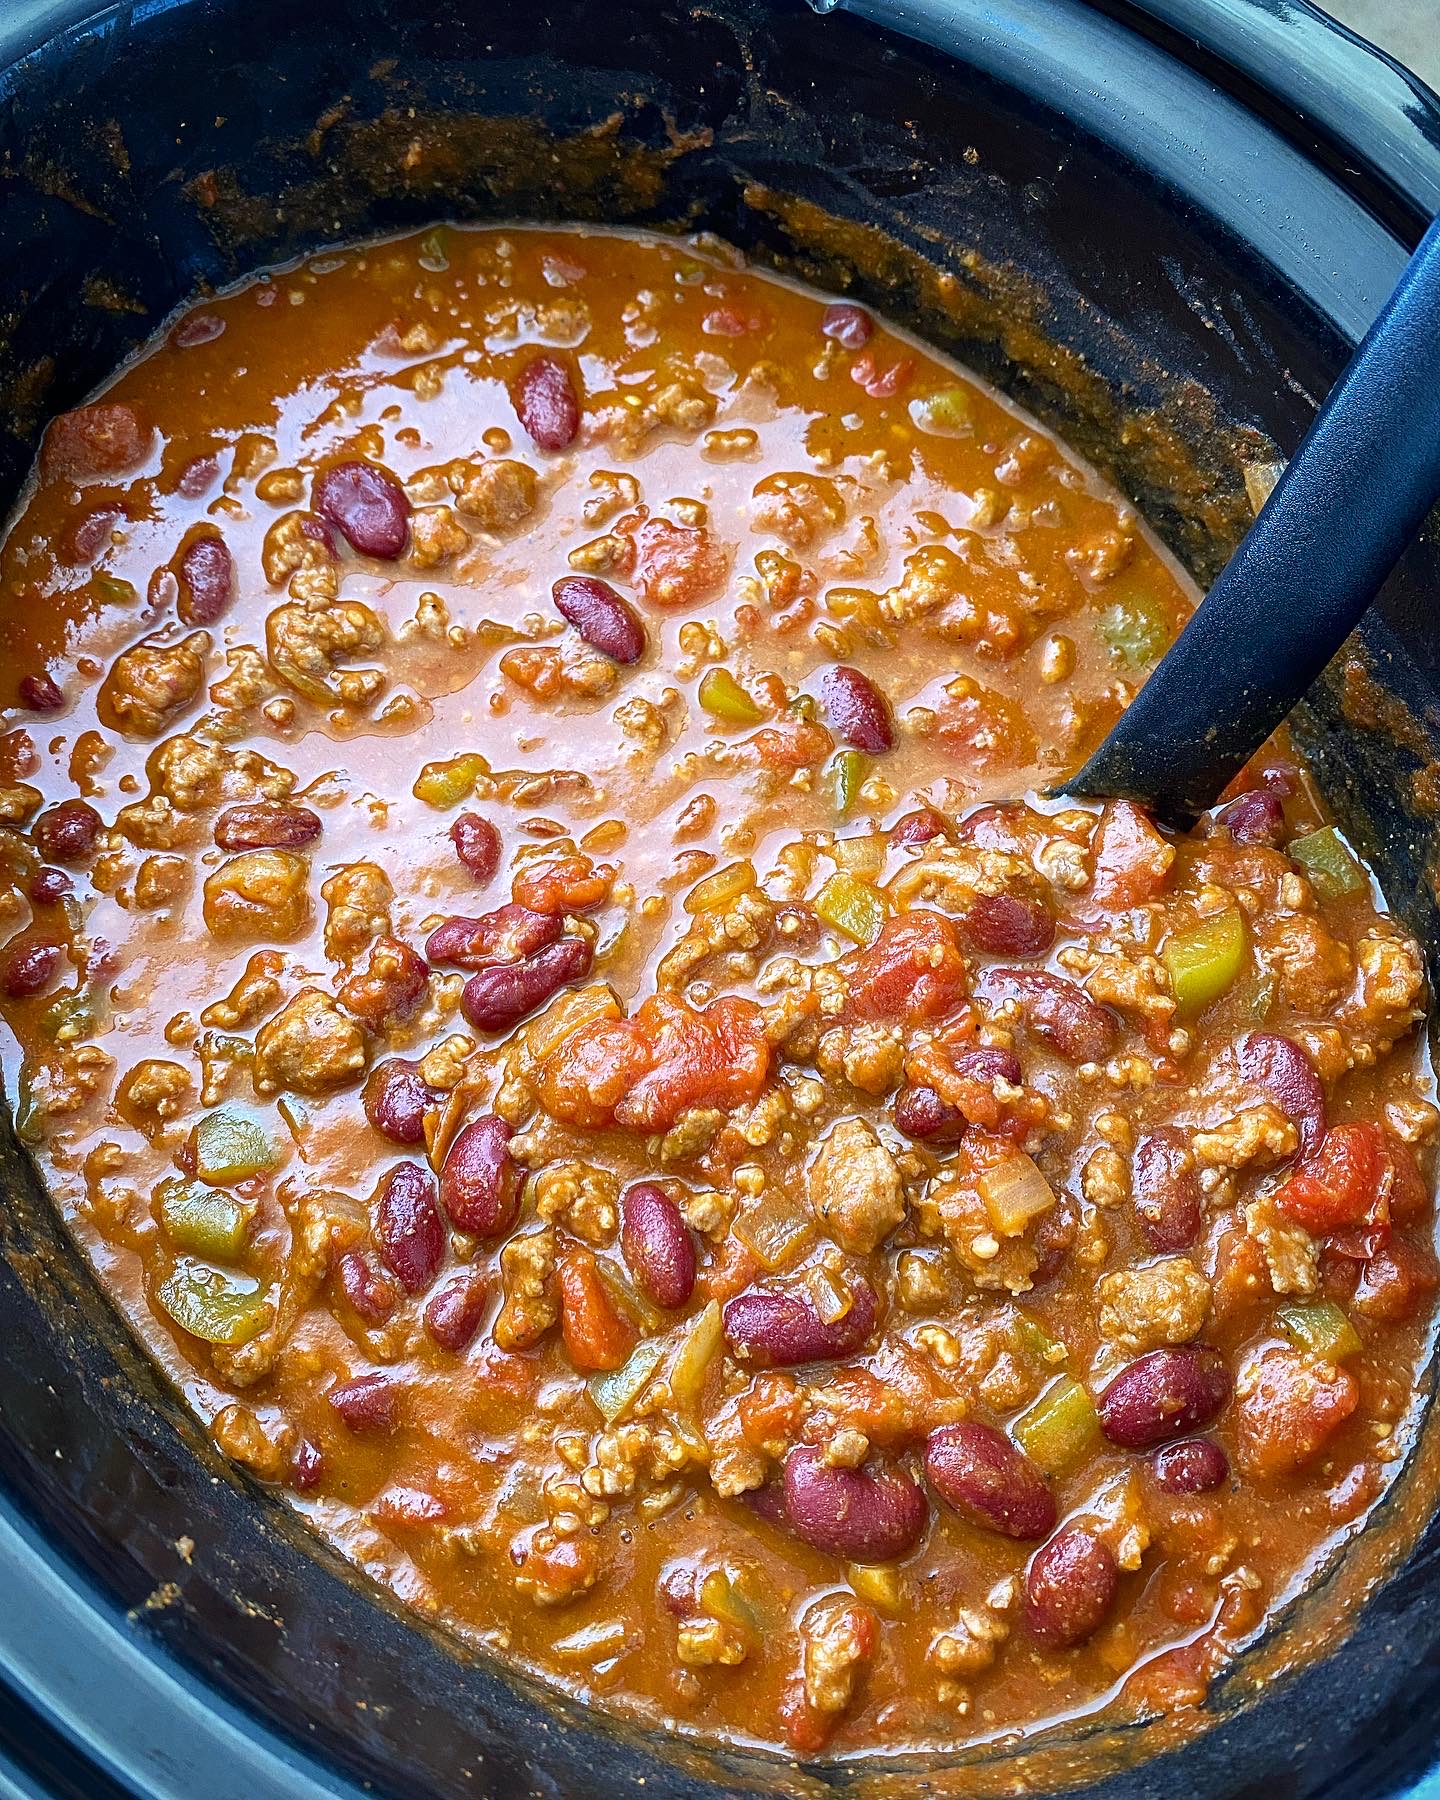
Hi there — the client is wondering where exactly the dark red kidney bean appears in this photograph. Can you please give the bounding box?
[977,967,1118,1063]
[424,1271,487,1352]
[1132,1128,1203,1253]
[551,576,647,664]
[782,1445,927,1561]
[336,1250,398,1325]
[363,1059,436,1145]
[2,939,63,999]
[1219,788,1285,846]
[889,806,949,847]
[620,1183,696,1309]
[1024,1527,1118,1648]
[451,813,502,883]
[1259,760,1298,797]
[62,504,124,563]
[744,1483,791,1528]
[821,302,874,349]
[1238,1031,1326,1159]
[19,672,64,711]
[314,460,411,558]
[1098,1346,1232,1449]
[43,402,152,480]
[327,1373,398,1433]
[1150,1437,1229,1494]
[894,1085,966,1144]
[440,1114,521,1237]
[1030,1198,1077,1287]
[290,1438,325,1491]
[176,455,220,498]
[821,665,894,752]
[955,1045,1024,1087]
[723,1276,877,1366]
[658,1561,700,1615]
[32,799,102,864]
[213,801,322,851]
[424,904,560,968]
[924,1423,1056,1540]
[177,533,234,625]
[171,312,226,348]
[460,935,593,1032]
[963,893,1054,958]
[27,867,73,907]
[376,1161,446,1293]
[514,353,580,451]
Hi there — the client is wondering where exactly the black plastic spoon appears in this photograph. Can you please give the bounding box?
[1058,209,1440,826]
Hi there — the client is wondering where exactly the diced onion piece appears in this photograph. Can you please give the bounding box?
[807,1263,855,1325]
[733,1190,816,1272]
[522,982,622,1064]
[978,1152,1056,1237]
[668,1300,723,1409]
[847,1562,904,1615]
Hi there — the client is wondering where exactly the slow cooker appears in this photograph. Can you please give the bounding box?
[2,0,1439,1794]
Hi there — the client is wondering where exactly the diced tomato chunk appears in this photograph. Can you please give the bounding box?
[539,993,771,1134]
[1233,1345,1358,1480]
[557,1249,635,1372]
[1384,1134,1429,1223]
[1275,1122,1386,1233]
[1353,1236,1439,1323]
[935,677,1037,771]
[1088,799,1175,907]
[842,912,967,1025]
[512,852,615,916]
[627,517,728,607]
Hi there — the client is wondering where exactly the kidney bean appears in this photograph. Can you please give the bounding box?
[782,1445,927,1561]
[425,904,561,969]
[552,576,647,664]
[1024,1526,1118,1648]
[2,939,63,999]
[659,1561,700,1615]
[821,665,894,753]
[894,1085,966,1144]
[1150,1437,1230,1494]
[1132,1128,1203,1252]
[620,1183,697,1309]
[1238,1031,1325,1158]
[924,1422,1056,1540]
[314,460,411,558]
[27,867,72,907]
[376,1161,446,1293]
[336,1250,398,1325]
[19,672,64,711]
[744,1482,791,1528]
[1031,1198,1077,1286]
[363,1059,436,1145]
[440,1114,521,1237]
[821,302,874,349]
[514,353,580,451]
[976,967,1118,1063]
[889,806,949,847]
[460,935,593,1033]
[451,813,502,883]
[723,1276,877,1366]
[177,454,220,498]
[424,1271,487,1352]
[1098,1346,1232,1449]
[62,504,124,563]
[32,799,102,864]
[290,1438,325,1491]
[1219,788,1285,846]
[327,1372,398,1433]
[963,893,1054,957]
[177,533,235,625]
[213,801,322,852]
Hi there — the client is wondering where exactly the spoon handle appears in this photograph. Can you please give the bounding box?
[1058,209,1440,826]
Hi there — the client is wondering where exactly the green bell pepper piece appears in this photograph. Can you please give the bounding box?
[1278,1300,1362,1363]
[413,752,490,809]
[157,1261,271,1346]
[815,871,886,945]
[191,1107,278,1185]
[698,667,764,726]
[1289,825,1365,900]
[1013,1376,1100,1475]
[831,749,867,816]
[1163,907,1246,1015]
[1099,589,1171,669]
[156,1178,251,1261]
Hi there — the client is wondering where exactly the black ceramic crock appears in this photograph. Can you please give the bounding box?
[2,1,1440,1796]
